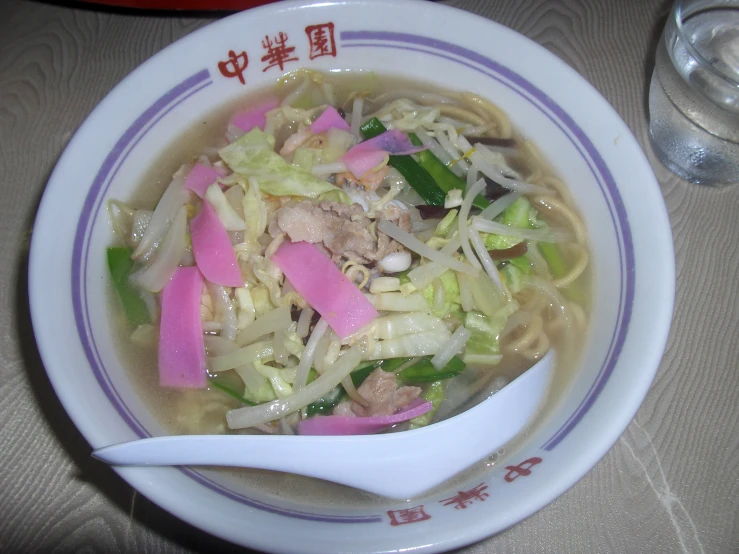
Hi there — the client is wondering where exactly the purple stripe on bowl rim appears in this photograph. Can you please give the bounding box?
[338,30,635,452]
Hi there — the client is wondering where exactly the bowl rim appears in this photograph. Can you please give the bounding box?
[29,0,675,552]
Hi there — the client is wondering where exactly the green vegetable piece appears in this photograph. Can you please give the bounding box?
[434,209,458,237]
[500,263,525,294]
[348,357,413,389]
[307,368,319,383]
[219,128,341,199]
[360,118,445,206]
[421,269,461,318]
[239,371,278,403]
[500,196,543,228]
[538,242,567,276]
[209,373,257,406]
[359,117,388,140]
[409,380,444,429]
[344,357,415,390]
[378,357,413,372]
[317,188,353,205]
[291,147,319,171]
[508,255,533,274]
[501,197,532,227]
[482,196,542,252]
[106,247,151,326]
[397,355,466,385]
[483,233,522,251]
[396,269,412,286]
[511,196,587,306]
[306,386,345,416]
[538,242,587,305]
[481,197,535,250]
[388,155,446,206]
[408,133,489,209]
[463,305,517,365]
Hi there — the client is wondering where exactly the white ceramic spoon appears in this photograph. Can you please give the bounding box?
[93,351,554,499]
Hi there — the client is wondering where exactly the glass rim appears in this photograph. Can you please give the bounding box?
[673,0,739,87]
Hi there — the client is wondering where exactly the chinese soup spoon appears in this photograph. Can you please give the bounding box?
[92,351,554,499]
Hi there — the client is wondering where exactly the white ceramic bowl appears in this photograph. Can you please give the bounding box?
[29,0,675,552]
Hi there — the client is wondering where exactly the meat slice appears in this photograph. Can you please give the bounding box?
[348,368,421,417]
[332,401,356,417]
[274,200,411,264]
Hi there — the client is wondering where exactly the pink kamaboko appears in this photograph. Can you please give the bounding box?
[311,105,350,134]
[229,97,280,133]
[159,266,207,388]
[183,163,219,198]
[271,241,378,339]
[298,399,433,435]
[190,201,243,287]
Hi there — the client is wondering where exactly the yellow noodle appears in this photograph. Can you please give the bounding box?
[341,261,371,289]
[552,245,589,288]
[439,105,487,126]
[520,332,550,360]
[506,314,544,352]
[341,376,369,407]
[458,92,513,138]
[280,291,307,310]
[537,176,574,204]
[532,195,586,245]
[568,301,588,331]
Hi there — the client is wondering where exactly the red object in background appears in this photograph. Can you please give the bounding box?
[79,0,278,10]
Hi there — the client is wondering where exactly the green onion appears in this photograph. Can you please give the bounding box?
[106,247,151,326]
[379,357,414,372]
[210,374,257,406]
[306,386,345,416]
[347,357,410,388]
[408,134,489,210]
[397,355,466,385]
[409,380,444,429]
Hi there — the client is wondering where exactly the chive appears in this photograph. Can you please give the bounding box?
[346,357,413,389]
[408,133,489,210]
[359,117,389,139]
[210,377,257,406]
[106,247,150,326]
[397,355,466,385]
[389,155,446,206]
[378,357,414,371]
[306,386,345,416]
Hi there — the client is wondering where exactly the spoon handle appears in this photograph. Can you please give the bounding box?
[93,352,554,498]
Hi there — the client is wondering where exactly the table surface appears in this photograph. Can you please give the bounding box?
[1,0,737,552]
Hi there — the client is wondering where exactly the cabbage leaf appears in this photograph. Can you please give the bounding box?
[421,270,460,318]
[219,128,340,198]
[463,302,518,365]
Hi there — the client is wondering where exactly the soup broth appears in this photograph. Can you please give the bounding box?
[106,70,590,500]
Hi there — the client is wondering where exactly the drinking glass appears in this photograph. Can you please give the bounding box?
[648,0,739,186]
